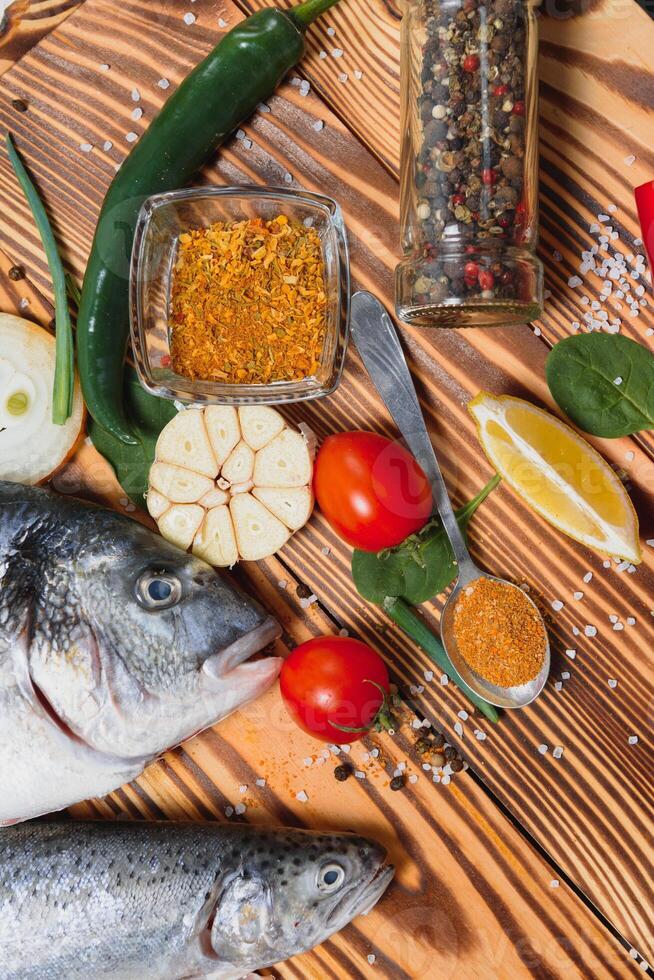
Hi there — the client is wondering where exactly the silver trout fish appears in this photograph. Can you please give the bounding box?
[0,481,281,825]
[0,821,394,979]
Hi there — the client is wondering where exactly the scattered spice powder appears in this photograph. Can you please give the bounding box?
[170,215,326,384]
[453,577,546,688]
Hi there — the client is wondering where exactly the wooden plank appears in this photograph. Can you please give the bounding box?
[0,276,634,979]
[0,0,82,75]
[0,0,653,970]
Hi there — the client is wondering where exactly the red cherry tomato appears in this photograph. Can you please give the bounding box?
[313,431,432,551]
[280,637,391,744]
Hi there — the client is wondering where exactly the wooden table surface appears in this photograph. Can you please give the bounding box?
[1,0,653,977]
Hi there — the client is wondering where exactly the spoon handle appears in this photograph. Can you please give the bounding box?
[350,290,474,577]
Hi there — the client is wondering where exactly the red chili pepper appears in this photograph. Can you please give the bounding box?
[635,180,654,272]
[463,54,480,72]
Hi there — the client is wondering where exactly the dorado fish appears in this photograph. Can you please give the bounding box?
[0,820,394,979]
[0,481,281,825]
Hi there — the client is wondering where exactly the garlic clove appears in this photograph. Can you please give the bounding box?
[204,406,241,465]
[155,409,217,477]
[238,405,285,451]
[230,493,289,561]
[252,486,314,531]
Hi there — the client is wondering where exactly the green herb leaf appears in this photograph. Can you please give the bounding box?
[88,367,177,507]
[6,133,74,425]
[351,475,500,605]
[546,333,654,437]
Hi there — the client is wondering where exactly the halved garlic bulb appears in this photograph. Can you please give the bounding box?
[147,406,314,566]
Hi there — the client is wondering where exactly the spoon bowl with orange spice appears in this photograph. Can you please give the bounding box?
[351,291,550,710]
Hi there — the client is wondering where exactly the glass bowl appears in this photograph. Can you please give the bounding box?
[130,186,350,405]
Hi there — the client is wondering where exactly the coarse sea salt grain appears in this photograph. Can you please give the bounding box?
[454,722,464,737]
[103,140,113,151]
[440,673,449,685]
[225,805,234,817]
[628,735,639,745]
[565,649,576,659]
[131,88,140,102]
[313,120,324,132]
[157,78,170,89]
[332,48,343,58]
[183,11,196,24]
[296,790,309,802]
[552,746,564,759]
[424,670,434,682]
[551,879,559,888]
[239,784,247,794]
[218,17,228,27]
[608,679,618,688]
[554,681,563,692]
[583,571,593,583]
[561,671,571,680]
[255,778,266,787]
[551,599,564,611]
[234,802,246,815]
[458,710,469,721]
[625,154,636,166]
[538,744,548,755]
[367,954,376,966]
[584,625,597,637]
[125,132,138,143]
[573,591,583,601]
[131,107,143,121]
[79,142,93,153]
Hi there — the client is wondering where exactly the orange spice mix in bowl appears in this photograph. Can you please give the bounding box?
[170,214,327,385]
[453,577,546,688]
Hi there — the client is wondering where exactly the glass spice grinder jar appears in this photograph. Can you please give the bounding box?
[396,0,543,327]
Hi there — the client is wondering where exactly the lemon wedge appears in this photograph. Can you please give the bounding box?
[469,392,641,564]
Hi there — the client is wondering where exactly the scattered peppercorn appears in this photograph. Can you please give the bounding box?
[432,731,445,749]
[390,775,405,791]
[444,745,457,762]
[8,265,25,281]
[430,751,446,768]
[334,764,352,782]
[415,737,432,754]
[11,99,28,113]
[296,583,313,599]
[453,577,547,687]
[450,758,464,772]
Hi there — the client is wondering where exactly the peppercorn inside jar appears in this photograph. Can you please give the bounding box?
[396,0,543,327]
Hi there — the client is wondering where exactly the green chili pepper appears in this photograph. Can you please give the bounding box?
[77,0,340,444]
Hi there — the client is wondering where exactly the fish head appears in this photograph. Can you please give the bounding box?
[209,829,394,971]
[26,513,281,760]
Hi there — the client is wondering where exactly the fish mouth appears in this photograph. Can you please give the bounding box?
[327,862,395,928]
[202,615,281,683]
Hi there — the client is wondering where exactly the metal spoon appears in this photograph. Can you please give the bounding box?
[350,290,550,709]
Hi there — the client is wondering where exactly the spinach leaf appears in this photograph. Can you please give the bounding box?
[546,333,654,437]
[351,475,500,604]
[88,367,177,507]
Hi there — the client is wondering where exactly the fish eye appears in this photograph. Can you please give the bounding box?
[135,570,182,610]
[317,863,346,894]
